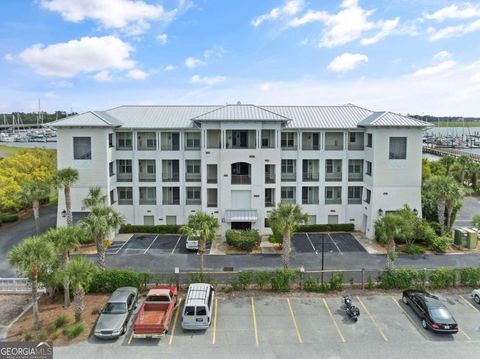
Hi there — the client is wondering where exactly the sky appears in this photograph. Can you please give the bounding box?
[1,0,480,116]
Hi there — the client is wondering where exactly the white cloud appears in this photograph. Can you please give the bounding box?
[191,75,226,86]
[433,51,451,60]
[4,53,14,62]
[425,3,480,22]
[203,45,226,59]
[429,19,480,40]
[51,80,74,88]
[287,0,399,47]
[411,60,457,77]
[327,53,368,73]
[40,0,177,35]
[16,36,136,78]
[185,57,206,69]
[163,64,176,72]
[251,0,304,27]
[259,82,274,92]
[156,33,168,45]
[93,70,114,82]
[471,72,480,82]
[127,69,149,80]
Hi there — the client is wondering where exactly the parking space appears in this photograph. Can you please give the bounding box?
[117,234,158,255]
[115,234,211,255]
[438,295,480,341]
[293,232,366,254]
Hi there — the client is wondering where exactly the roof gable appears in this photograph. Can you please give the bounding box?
[192,104,291,121]
[51,111,115,127]
[358,111,432,127]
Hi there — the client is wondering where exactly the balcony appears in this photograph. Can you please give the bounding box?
[348,143,364,151]
[226,130,256,149]
[186,173,201,182]
[162,173,180,182]
[117,173,132,182]
[231,175,251,185]
[348,173,363,182]
[348,198,362,204]
[207,176,217,184]
[281,173,296,182]
[265,200,275,207]
[325,198,342,205]
[118,198,133,205]
[139,174,156,182]
[265,174,275,184]
[325,173,342,182]
[186,198,201,205]
[137,132,156,151]
[302,172,319,182]
[281,198,296,204]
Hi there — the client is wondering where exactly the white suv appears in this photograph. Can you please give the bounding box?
[186,236,199,250]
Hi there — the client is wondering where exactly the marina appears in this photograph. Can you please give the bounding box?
[0,112,57,143]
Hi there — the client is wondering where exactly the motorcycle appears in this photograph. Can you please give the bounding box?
[342,295,360,322]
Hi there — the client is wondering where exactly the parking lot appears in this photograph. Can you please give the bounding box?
[293,233,366,254]
[107,234,211,256]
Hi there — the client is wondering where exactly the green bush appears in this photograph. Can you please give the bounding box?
[271,269,297,292]
[0,212,18,224]
[88,269,150,293]
[402,245,426,255]
[431,235,452,253]
[254,271,272,289]
[63,322,86,339]
[304,277,328,293]
[295,224,354,233]
[415,222,437,245]
[187,272,211,285]
[378,268,421,289]
[225,230,261,251]
[238,271,254,289]
[429,268,456,289]
[329,273,344,291]
[54,315,70,329]
[119,224,181,234]
[460,267,480,287]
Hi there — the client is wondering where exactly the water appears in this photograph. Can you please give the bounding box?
[424,127,480,156]
[0,141,57,150]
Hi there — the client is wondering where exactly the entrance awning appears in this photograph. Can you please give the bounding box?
[224,210,258,222]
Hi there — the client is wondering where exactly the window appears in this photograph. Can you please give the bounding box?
[163,187,180,205]
[186,160,201,182]
[325,159,342,181]
[281,186,296,204]
[166,216,177,225]
[185,132,201,150]
[73,137,91,160]
[348,160,363,181]
[117,160,132,182]
[348,186,362,204]
[389,137,407,159]
[207,164,217,184]
[110,189,115,205]
[307,215,316,225]
[302,160,319,181]
[196,306,207,316]
[365,161,372,176]
[325,187,342,204]
[281,132,296,149]
[139,187,156,205]
[207,188,218,207]
[265,188,275,207]
[302,187,319,204]
[161,132,180,151]
[207,130,221,148]
[265,164,275,183]
[108,133,114,148]
[139,160,156,182]
[261,130,275,148]
[366,133,372,148]
[281,160,296,181]
[302,132,320,150]
[137,132,156,151]
[109,161,115,176]
[365,188,371,204]
[118,187,133,205]
[162,160,180,182]
[186,187,201,205]
[184,306,195,316]
[348,132,364,150]
[117,132,132,150]
[325,132,343,150]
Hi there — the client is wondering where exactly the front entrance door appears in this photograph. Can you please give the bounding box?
[327,215,339,224]
[231,222,252,230]
[144,216,154,225]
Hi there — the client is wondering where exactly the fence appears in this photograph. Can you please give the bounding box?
[0,278,46,294]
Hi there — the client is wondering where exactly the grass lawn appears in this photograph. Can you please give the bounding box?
[432,121,480,127]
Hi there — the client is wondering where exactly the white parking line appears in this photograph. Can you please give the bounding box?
[112,234,133,255]
[171,235,182,254]
[144,235,159,254]
[327,233,343,255]
[305,233,318,254]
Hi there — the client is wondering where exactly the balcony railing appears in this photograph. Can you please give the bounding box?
[302,198,319,205]
[162,173,180,182]
[265,174,275,184]
[163,199,180,205]
[139,174,156,182]
[186,173,201,182]
[161,144,179,151]
[118,198,133,205]
[348,173,363,182]
[139,199,156,205]
[231,175,251,185]
[186,199,201,205]
[207,176,217,184]
[281,145,297,150]
[281,198,296,204]
[325,198,342,205]
[348,144,364,151]
[265,201,275,207]
[137,145,156,151]
[302,172,319,181]
[325,173,342,182]
[207,201,218,207]
[325,144,343,151]
[348,198,362,204]
[281,173,296,182]
[117,173,132,182]
[302,144,320,151]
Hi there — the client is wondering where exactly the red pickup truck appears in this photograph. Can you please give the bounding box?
[133,286,178,338]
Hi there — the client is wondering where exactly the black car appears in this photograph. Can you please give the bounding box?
[402,289,458,334]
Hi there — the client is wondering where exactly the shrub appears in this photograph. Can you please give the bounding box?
[378,268,420,289]
[415,222,437,245]
[119,224,181,234]
[23,333,32,341]
[187,272,210,285]
[367,276,374,290]
[238,271,254,289]
[63,322,86,339]
[54,315,70,329]
[402,245,426,255]
[460,267,480,287]
[254,271,272,289]
[271,269,297,292]
[304,277,328,293]
[38,328,48,341]
[429,268,456,289]
[431,235,452,253]
[329,273,344,291]
[0,212,18,224]
[103,239,112,249]
[88,269,150,293]
[295,224,354,233]
[225,230,261,251]
[91,307,101,315]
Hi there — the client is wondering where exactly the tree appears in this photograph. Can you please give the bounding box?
[473,214,480,229]
[426,176,460,235]
[44,226,84,307]
[440,155,455,176]
[16,182,51,235]
[456,155,472,186]
[81,206,124,269]
[7,236,57,330]
[268,203,307,268]
[53,168,79,226]
[374,214,402,269]
[466,161,480,191]
[82,186,106,210]
[181,212,219,273]
[62,257,96,322]
[445,181,467,229]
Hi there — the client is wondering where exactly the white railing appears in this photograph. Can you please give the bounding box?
[0,278,46,293]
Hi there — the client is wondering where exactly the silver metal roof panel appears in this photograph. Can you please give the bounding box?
[192,104,291,121]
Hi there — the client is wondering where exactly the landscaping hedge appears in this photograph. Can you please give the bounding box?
[119,224,182,234]
[88,269,150,293]
[296,223,354,232]
[226,229,261,251]
[0,212,18,224]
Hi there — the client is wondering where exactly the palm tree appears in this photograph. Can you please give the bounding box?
[8,236,56,330]
[181,212,219,273]
[456,155,472,186]
[81,206,124,269]
[445,181,467,229]
[375,214,402,269]
[427,175,458,235]
[82,186,106,209]
[440,155,455,176]
[44,226,84,308]
[467,161,480,191]
[53,168,79,226]
[268,203,307,268]
[16,182,51,235]
[62,257,96,322]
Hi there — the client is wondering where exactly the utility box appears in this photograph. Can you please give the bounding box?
[453,227,478,249]
[464,228,478,249]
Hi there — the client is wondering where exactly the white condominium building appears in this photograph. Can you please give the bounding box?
[53,104,429,238]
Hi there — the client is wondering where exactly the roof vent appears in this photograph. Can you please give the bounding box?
[237,101,241,105]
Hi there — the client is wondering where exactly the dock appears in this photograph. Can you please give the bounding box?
[423,146,480,162]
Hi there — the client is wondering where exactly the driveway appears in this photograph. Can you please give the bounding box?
[454,196,480,227]
[0,205,57,276]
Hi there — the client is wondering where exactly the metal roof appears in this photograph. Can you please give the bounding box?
[192,104,291,121]
[51,104,428,129]
[357,111,432,128]
[224,209,258,222]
